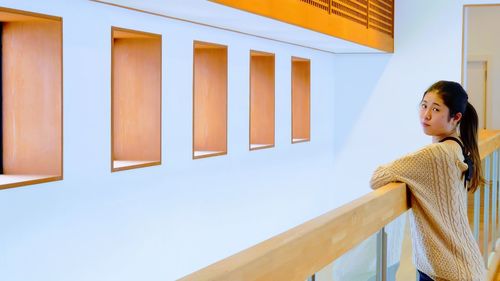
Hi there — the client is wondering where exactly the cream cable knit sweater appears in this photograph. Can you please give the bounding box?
[370,140,486,281]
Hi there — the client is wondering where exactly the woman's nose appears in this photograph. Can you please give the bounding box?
[424,110,431,120]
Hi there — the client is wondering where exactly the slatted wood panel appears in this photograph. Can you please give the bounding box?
[210,0,394,52]
[300,0,394,37]
[368,0,393,36]
[331,0,368,26]
[300,0,330,12]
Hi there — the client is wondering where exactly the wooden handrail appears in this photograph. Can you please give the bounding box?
[179,130,500,281]
[179,182,408,281]
[479,130,500,159]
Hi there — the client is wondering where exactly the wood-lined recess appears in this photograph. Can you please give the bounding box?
[193,41,227,159]
[111,27,161,172]
[250,51,275,151]
[291,57,311,144]
[0,7,62,190]
[209,0,394,52]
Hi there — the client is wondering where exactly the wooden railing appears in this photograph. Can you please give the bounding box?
[179,130,500,281]
[479,130,500,159]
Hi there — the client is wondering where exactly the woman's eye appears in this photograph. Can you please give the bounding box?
[420,104,427,109]
[432,108,440,112]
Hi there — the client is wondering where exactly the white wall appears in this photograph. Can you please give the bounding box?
[466,5,500,129]
[0,0,497,281]
[0,1,340,280]
[332,0,500,190]
[332,0,465,197]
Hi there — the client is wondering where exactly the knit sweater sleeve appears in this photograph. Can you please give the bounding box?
[370,145,437,191]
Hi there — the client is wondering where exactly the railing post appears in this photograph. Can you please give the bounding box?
[484,155,490,266]
[474,178,481,242]
[376,227,387,281]
[492,150,498,252]
[306,274,315,281]
[493,148,500,245]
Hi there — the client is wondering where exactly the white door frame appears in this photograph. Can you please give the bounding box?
[466,54,491,129]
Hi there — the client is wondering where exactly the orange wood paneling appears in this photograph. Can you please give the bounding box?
[112,28,161,169]
[250,51,275,150]
[2,20,62,176]
[193,41,227,158]
[0,8,60,22]
[209,0,394,52]
[292,57,311,143]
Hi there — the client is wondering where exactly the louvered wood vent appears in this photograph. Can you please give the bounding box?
[210,0,394,52]
[299,0,394,37]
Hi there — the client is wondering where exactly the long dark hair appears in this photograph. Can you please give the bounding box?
[424,80,485,192]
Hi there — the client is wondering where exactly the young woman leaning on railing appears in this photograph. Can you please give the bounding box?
[179,81,499,281]
[370,81,486,281]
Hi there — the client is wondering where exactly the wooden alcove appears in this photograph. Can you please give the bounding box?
[111,27,162,172]
[193,41,227,159]
[250,50,275,151]
[291,57,311,144]
[0,7,62,190]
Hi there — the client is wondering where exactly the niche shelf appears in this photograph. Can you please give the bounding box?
[250,50,275,151]
[0,8,62,190]
[111,27,162,172]
[291,57,311,144]
[193,41,227,159]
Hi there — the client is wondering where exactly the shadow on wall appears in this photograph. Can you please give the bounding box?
[332,54,392,159]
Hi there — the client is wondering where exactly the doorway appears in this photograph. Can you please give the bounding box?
[463,5,500,130]
[466,60,488,129]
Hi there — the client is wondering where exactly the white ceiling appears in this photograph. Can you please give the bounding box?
[92,0,386,53]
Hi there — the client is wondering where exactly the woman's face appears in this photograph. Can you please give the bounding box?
[419,91,461,137]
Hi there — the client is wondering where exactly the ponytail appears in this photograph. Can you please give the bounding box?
[424,81,485,192]
[460,102,485,193]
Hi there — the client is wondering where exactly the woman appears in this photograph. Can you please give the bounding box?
[370,81,486,281]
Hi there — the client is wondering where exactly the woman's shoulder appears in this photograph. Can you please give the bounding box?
[399,142,456,162]
[435,139,464,157]
[407,143,442,156]
[403,141,463,166]
[415,139,462,154]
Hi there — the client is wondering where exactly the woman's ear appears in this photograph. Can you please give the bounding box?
[454,112,463,124]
